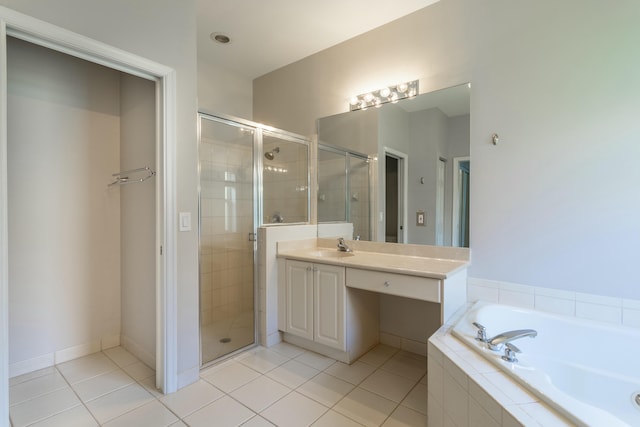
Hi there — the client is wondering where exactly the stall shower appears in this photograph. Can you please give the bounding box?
[198,113,309,365]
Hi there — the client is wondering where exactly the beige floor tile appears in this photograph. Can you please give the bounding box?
[102,400,178,427]
[401,383,427,414]
[159,379,224,418]
[379,351,426,381]
[10,369,68,405]
[324,361,376,385]
[10,367,57,387]
[295,351,336,370]
[334,387,397,427]
[266,359,320,389]
[268,341,306,359]
[357,344,398,368]
[241,415,276,426]
[261,391,328,427]
[359,370,416,403]
[121,361,155,381]
[57,353,118,384]
[10,387,81,427]
[230,375,291,412]
[382,405,427,427]
[85,383,154,424]
[201,360,261,393]
[28,405,98,427]
[297,372,354,407]
[237,347,290,373]
[72,369,134,402]
[103,346,139,368]
[311,409,364,427]
[183,395,255,427]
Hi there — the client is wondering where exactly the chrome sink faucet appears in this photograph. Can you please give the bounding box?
[337,237,352,252]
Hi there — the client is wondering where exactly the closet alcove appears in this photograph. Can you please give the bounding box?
[7,36,157,377]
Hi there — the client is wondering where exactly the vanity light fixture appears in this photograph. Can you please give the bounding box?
[349,80,419,111]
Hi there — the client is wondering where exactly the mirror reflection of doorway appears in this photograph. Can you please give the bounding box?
[452,157,470,247]
[384,150,406,243]
[385,156,398,243]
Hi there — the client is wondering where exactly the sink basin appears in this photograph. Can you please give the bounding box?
[307,250,355,258]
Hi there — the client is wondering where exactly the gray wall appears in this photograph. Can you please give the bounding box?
[254,0,640,299]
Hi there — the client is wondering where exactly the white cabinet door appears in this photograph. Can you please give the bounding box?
[314,264,346,350]
[285,260,314,340]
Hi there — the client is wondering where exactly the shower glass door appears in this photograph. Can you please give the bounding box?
[199,115,257,365]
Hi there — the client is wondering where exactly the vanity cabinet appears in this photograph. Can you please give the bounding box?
[285,260,345,350]
[280,258,379,363]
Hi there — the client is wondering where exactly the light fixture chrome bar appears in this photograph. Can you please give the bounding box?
[349,80,419,112]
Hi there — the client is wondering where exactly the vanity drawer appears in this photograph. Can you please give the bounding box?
[346,268,441,303]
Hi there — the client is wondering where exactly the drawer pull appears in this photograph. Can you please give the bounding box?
[384,281,391,287]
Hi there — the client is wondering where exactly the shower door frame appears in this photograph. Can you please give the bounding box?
[197,112,311,366]
[197,113,263,366]
[0,6,179,418]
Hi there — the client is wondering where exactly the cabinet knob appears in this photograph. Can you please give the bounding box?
[306,266,313,272]
[384,281,391,287]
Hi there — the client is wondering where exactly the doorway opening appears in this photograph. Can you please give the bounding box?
[384,149,407,243]
[1,10,178,418]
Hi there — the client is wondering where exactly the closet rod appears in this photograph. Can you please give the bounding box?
[108,166,156,187]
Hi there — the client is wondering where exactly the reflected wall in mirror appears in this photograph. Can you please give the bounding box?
[317,83,470,247]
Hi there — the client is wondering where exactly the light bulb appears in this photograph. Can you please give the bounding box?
[397,83,408,93]
[349,96,359,105]
[364,93,374,102]
[379,87,391,98]
[390,93,399,103]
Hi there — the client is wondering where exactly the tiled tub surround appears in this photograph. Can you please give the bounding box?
[429,289,640,427]
[453,302,639,426]
[427,308,574,427]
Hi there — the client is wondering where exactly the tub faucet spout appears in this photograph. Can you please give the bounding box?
[488,329,537,351]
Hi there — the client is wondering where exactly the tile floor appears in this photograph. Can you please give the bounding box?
[9,342,427,426]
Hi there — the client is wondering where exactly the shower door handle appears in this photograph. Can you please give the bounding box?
[248,233,257,242]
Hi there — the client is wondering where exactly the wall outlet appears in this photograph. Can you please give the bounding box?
[416,211,426,226]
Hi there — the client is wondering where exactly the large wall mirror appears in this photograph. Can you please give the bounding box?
[317,83,470,247]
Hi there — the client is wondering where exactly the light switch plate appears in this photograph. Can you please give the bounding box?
[416,211,426,226]
[179,212,191,231]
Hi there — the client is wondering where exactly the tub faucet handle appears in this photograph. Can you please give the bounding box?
[501,342,521,363]
[472,322,488,342]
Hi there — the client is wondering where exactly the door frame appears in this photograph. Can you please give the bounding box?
[0,6,179,419]
[452,156,470,247]
[383,148,408,244]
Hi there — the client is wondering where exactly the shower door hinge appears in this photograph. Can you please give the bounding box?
[248,233,257,242]
[160,245,163,255]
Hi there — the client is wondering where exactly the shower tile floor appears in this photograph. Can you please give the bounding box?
[9,343,427,426]
[201,310,255,364]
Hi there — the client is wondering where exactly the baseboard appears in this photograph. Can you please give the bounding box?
[9,334,120,378]
[120,334,155,369]
[379,332,427,356]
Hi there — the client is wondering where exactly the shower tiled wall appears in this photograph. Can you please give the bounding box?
[200,138,254,326]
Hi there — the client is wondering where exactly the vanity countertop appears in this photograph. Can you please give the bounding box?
[277,247,468,280]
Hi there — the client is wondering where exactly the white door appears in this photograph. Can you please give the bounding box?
[314,264,346,350]
[285,260,314,340]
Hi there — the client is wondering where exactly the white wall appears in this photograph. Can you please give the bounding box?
[7,38,121,367]
[253,0,640,300]
[0,0,200,384]
[198,61,253,119]
[120,74,157,368]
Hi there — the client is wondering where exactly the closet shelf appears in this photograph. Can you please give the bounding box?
[108,166,156,187]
